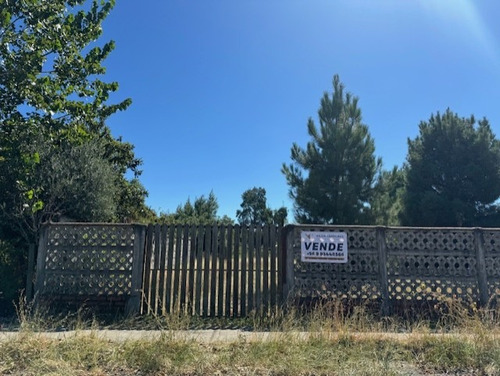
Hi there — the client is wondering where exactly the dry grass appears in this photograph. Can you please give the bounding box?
[2,297,500,375]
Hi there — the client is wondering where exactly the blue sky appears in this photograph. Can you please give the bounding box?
[100,0,500,220]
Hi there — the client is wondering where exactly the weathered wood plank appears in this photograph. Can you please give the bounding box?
[232,225,240,317]
[225,226,233,317]
[158,225,168,315]
[149,224,161,314]
[277,225,284,306]
[142,224,154,314]
[172,225,183,313]
[255,225,262,312]
[262,225,270,313]
[188,225,197,314]
[165,225,175,314]
[195,225,204,316]
[210,225,219,316]
[217,225,226,316]
[247,225,255,313]
[240,226,247,316]
[270,225,277,310]
[202,225,211,316]
[179,225,190,312]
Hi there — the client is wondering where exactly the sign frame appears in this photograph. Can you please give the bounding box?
[300,231,348,263]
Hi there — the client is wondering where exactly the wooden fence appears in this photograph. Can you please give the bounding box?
[32,223,500,317]
[141,224,282,317]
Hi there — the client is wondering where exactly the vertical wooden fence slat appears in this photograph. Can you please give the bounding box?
[270,226,277,310]
[225,226,233,317]
[165,225,175,313]
[137,223,287,317]
[254,225,262,311]
[149,224,160,315]
[262,225,270,313]
[179,225,190,312]
[188,225,197,314]
[217,226,226,316]
[172,225,182,313]
[195,225,204,315]
[247,225,255,313]
[232,225,240,317]
[210,225,219,316]
[277,226,285,306]
[158,225,168,315]
[240,226,248,316]
[142,224,154,314]
[202,226,211,316]
[283,225,295,304]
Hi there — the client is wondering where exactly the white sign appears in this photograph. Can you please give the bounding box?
[301,231,348,263]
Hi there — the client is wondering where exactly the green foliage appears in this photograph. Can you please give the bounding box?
[0,0,150,310]
[282,75,381,224]
[371,167,405,225]
[236,187,287,226]
[158,192,234,225]
[402,109,500,226]
[0,0,150,242]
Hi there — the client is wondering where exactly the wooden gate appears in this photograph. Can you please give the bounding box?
[141,224,283,317]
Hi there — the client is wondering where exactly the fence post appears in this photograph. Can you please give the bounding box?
[25,244,36,302]
[474,228,489,307]
[126,224,147,316]
[34,224,49,306]
[281,225,295,305]
[376,226,390,316]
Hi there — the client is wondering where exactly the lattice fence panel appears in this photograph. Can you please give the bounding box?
[479,230,500,299]
[385,228,479,301]
[385,228,475,252]
[39,224,135,297]
[292,226,381,300]
[483,230,500,254]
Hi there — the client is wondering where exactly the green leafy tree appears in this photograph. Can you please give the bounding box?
[0,0,149,310]
[402,109,500,227]
[236,187,272,225]
[272,207,288,227]
[0,0,148,244]
[282,75,381,224]
[236,187,287,226]
[158,192,234,225]
[371,166,405,225]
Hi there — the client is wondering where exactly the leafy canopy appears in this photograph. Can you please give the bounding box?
[371,166,405,226]
[0,0,147,243]
[401,109,500,227]
[158,192,234,225]
[236,187,288,226]
[282,75,380,224]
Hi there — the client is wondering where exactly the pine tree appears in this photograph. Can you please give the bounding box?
[282,75,380,224]
[402,109,500,227]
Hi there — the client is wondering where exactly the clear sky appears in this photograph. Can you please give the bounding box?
[100,0,500,221]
